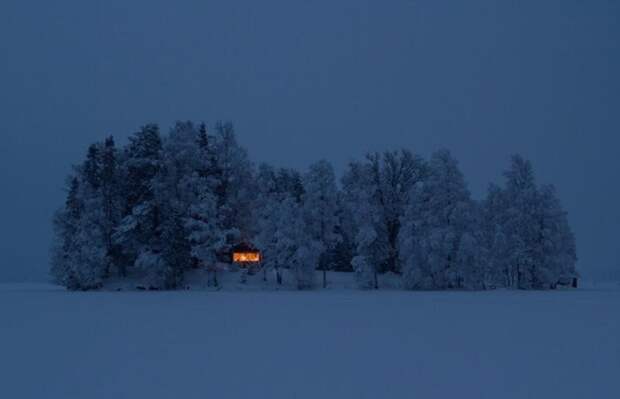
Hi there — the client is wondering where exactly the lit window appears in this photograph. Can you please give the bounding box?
[233,252,261,263]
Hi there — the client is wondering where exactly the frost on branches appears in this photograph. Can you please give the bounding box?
[51,122,577,291]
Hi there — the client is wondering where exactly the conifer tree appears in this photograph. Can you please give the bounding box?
[99,136,123,276]
[212,121,255,250]
[114,124,164,279]
[50,176,82,289]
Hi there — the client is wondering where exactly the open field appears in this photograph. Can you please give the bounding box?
[1,281,619,399]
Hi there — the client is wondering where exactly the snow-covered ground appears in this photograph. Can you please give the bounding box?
[1,277,619,399]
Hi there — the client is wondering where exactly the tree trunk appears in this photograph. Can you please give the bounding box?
[374,271,379,290]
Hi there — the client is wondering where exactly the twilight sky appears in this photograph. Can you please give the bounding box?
[1,0,618,282]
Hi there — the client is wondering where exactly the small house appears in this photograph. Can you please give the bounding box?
[231,243,261,266]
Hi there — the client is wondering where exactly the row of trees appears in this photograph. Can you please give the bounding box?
[50,121,577,290]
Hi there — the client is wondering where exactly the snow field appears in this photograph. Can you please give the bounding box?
[1,282,618,399]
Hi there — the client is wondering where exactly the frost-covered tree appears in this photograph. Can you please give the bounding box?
[254,194,284,285]
[254,162,310,285]
[52,137,119,290]
[143,121,210,288]
[527,184,577,288]
[457,202,491,289]
[484,155,578,290]
[535,185,576,286]
[501,155,541,289]
[112,122,254,289]
[212,121,255,244]
[399,150,477,290]
[185,176,223,287]
[276,168,304,203]
[302,160,341,288]
[292,239,321,290]
[547,187,577,283]
[256,163,304,202]
[50,164,108,290]
[50,119,578,293]
[155,122,203,255]
[194,122,239,285]
[122,124,163,211]
[113,124,164,281]
[60,217,107,290]
[481,183,511,287]
[342,161,388,289]
[255,194,318,289]
[99,136,123,276]
[341,151,426,280]
[331,185,356,273]
[351,224,383,289]
[366,151,427,273]
[50,177,82,289]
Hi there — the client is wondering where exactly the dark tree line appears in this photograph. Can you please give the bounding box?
[51,121,577,290]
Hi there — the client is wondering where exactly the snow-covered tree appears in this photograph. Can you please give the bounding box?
[366,151,427,273]
[331,184,356,273]
[302,160,341,288]
[342,161,389,289]
[457,202,491,289]
[501,155,541,289]
[113,124,164,281]
[156,124,202,233]
[399,150,477,290]
[481,183,511,288]
[255,194,318,289]
[547,188,578,284]
[50,176,82,289]
[533,184,577,288]
[212,121,255,245]
[99,136,123,276]
[122,124,163,211]
[193,122,233,286]
[276,168,304,203]
[50,165,108,290]
[144,121,209,288]
[351,224,383,289]
[51,137,122,287]
[50,120,578,293]
[483,155,578,290]
[60,217,107,290]
[292,239,321,290]
[256,163,304,202]
[341,151,427,282]
[185,176,223,287]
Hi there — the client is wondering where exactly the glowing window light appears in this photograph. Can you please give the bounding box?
[233,252,261,263]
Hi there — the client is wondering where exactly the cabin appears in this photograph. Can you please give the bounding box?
[231,243,261,266]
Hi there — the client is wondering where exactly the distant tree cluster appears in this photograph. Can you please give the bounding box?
[51,121,577,291]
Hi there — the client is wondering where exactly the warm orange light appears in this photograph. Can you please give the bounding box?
[233,252,261,263]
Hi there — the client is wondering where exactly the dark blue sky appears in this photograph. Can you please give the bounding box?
[1,0,618,281]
